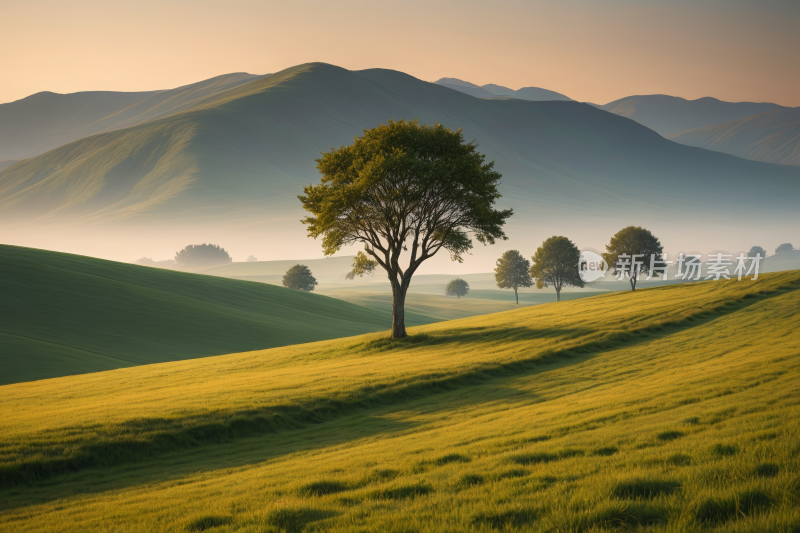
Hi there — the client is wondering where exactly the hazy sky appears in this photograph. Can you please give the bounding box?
[2,0,798,106]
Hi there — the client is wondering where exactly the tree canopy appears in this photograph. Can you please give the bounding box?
[282,265,318,291]
[494,250,532,304]
[748,246,767,259]
[602,226,663,291]
[530,236,584,301]
[174,244,232,268]
[299,119,511,337]
[445,278,470,298]
[775,243,794,254]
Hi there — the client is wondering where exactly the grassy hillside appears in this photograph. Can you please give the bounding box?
[597,95,786,136]
[668,108,800,166]
[1,270,798,531]
[0,245,394,385]
[434,78,572,101]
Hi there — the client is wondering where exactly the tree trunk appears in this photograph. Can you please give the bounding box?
[391,282,407,338]
[556,288,561,302]
[630,274,637,291]
[514,287,518,304]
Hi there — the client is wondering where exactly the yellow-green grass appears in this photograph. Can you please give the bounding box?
[1,271,799,531]
[0,245,394,385]
[316,289,540,324]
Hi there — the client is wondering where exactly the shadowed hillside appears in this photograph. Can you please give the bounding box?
[1,270,798,531]
[668,108,800,165]
[597,95,787,136]
[0,245,393,384]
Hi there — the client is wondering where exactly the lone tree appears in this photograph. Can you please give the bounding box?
[246,255,258,262]
[530,236,584,302]
[282,264,318,291]
[775,243,794,254]
[174,243,232,268]
[495,250,532,304]
[445,278,470,298]
[602,226,664,291]
[748,246,767,259]
[299,120,511,338]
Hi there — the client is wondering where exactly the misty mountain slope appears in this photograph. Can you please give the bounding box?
[598,94,787,136]
[667,108,800,165]
[435,77,571,101]
[0,73,263,162]
[1,63,799,251]
[0,90,160,160]
[0,244,392,385]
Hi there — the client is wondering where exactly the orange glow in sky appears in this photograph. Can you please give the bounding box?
[1,0,798,106]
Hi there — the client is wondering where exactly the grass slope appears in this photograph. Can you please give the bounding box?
[0,245,392,385]
[1,270,798,531]
[668,108,800,166]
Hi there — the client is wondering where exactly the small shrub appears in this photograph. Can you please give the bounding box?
[186,515,233,531]
[471,507,538,528]
[265,507,327,533]
[683,416,701,425]
[579,502,666,530]
[593,446,619,456]
[711,444,738,457]
[434,453,471,465]
[695,490,772,525]
[364,469,400,483]
[369,484,433,500]
[666,454,692,466]
[657,430,685,441]
[511,452,558,465]
[754,463,779,477]
[611,478,681,499]
[297,480,350,496]
[455,474,484,490]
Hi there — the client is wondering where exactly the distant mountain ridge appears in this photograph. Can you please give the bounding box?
[597,94,788,136]
[667,108,800,166]
[434,77,572,101]
[1,63,798,264]
[0,73,264,161]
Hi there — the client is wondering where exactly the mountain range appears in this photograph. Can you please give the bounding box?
[667,108,800,166]
[594,94,789,136]
[1,63,798,265]
[434,77,572,101]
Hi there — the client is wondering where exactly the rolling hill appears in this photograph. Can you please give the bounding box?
[0,244,392,385]
[435,77,572,101]
[1,269,798,531]
[596,95,788,136]
[667,108,800,166]
[2,62,799,266]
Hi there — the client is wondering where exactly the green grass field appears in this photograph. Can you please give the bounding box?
[1,269,798,531]
[0,245,395,385]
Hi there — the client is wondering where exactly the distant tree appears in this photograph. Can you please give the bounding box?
[445,278,470,298]
[246,255,258,262]
[495,250,532,304]
[748,246,767,259]
[174,244,232,268]
[775,243,794,254]
[530,236,584,302]
[134,257,177,268]
[299,119,511,338]
[602,226,664,291]
[282,264,318,291]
